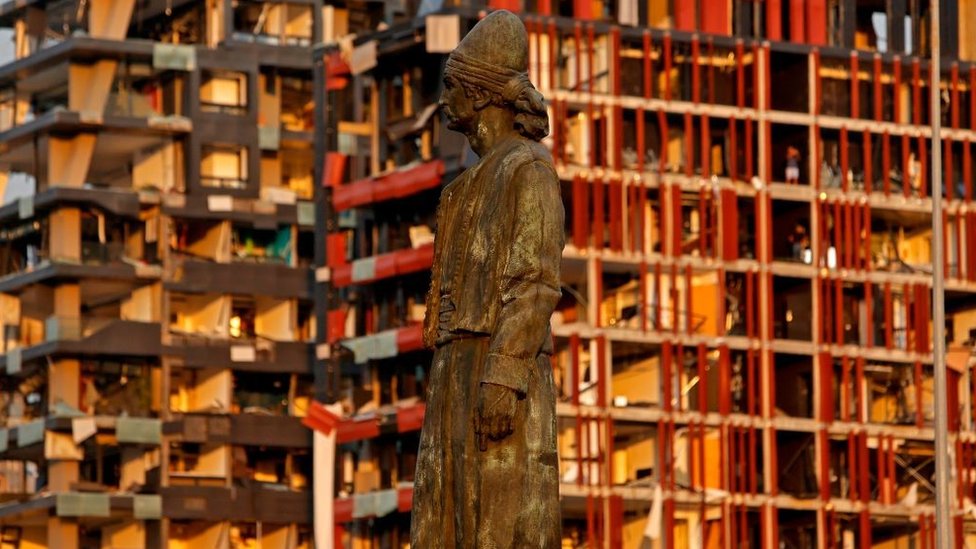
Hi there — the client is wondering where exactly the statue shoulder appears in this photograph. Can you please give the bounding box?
[505,137,556,174]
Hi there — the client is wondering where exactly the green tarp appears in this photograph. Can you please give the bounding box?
[17,419,44,447]
[152,44,196,71]
[57,493,110,518]
[133,494,162,519]
[297,201,315,227]
[116,417,162,445]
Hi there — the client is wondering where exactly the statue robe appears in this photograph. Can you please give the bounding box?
[411,136,564,548]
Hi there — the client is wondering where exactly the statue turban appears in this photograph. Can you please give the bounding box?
[444,10,550,141]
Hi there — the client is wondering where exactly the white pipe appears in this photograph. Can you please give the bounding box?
[929,1,952,547]
[313,429,337,549]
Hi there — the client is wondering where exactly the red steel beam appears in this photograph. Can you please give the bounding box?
[902,134,911,197]
[730,118,739,182]
[609,179,623,251]
[863,131,873,194]
[593,179,605,251]
[819,430,831,501]
[572,175,588,249]
[912,59,921,125]
[863,201,872,271]
[841,355,851,421]
[658,109,670,175]
[806,0,826,44]
[847,432,857,500]
[685,265,693,334]
[747,349,757,417]
[971,66,976,131]
[570,333,581,406]
[697,343,708,415]
[663,341,673,412]
[840,128,850,192]
[873,55,883,121]
[964,139,973,202]
[844,201,854,269]
[766,350,776,420]
[813,49,822,115]
[946,138,954,201]
[736,41,745,109]
[691,36,701,104]
[883,131,892,195]
[951,63,960,129]
[855,357,866,422]
[865,281,874,346]
[766,0,782,40]
[789,0,805,42]
[893,57,902,124]
[643,30,652,99]
[701,115,711,178]
[663,33,673,101]
[748,426,757,494]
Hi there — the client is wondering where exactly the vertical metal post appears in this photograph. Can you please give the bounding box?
[930,1,952,547]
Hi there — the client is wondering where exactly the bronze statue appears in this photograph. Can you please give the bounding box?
[410,9,564,549]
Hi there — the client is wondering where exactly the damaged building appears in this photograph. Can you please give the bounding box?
[307,1,976,548]
[0,0,975,547]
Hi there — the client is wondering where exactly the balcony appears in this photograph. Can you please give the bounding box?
[161,485,310,523]
[168,256,310,299]
[166,334,312,374]
[0,111,189,194]
[165,414,309,448]
[161,193,313,227]
[0,319,161,375]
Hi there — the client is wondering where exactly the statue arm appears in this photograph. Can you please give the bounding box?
[482,159,565,396]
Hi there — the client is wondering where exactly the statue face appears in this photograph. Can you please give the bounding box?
[439,75,477,134]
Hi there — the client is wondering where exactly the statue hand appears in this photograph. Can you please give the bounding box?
[475,382,518,451]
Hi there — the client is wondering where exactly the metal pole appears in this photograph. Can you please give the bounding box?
[929,0,952,547]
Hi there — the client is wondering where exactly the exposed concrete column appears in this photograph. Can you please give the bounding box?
[47,280,81,548]
[206,0,227,48]
[13,19,28,59]
[49,209,82,262]
[47,138,96,189]
[49,283,81,412]
[48,359,81,409]
[47,461,80,493]
[68,61,118,119]
[53,285,80,318]
[15,94,29,127]
[0,167,8,202]
[120,447,147,489]
[13,7,46,60]
[56,61,110,190]
[88,0,135,39]
[59,0,136,199]
[47,516,80,549]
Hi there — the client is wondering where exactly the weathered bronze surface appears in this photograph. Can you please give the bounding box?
[410,9,565,549]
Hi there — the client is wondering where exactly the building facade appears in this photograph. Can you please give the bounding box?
[312,1,976,548]
[0,1,409,548]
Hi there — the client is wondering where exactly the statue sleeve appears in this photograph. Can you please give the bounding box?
[482,159,565,396]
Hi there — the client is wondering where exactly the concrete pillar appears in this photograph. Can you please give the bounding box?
[88,0,136,39]
[46,517,80,549]
[47,138,96,188]
[49,210,81,262]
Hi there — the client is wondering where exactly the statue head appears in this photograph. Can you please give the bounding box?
[439,10,549,144]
